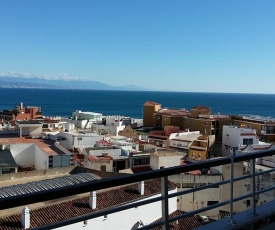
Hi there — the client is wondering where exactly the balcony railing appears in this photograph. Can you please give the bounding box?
[1,149,275,229]
[261,130,275,135]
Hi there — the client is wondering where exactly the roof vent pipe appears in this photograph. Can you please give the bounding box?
[21,206,30,229]
[138,181,144,195]
[89,191,96,209]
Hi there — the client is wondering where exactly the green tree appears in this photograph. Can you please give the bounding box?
[12,106,20,120]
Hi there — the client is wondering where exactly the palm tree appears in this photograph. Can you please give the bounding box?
[12,106,20,120]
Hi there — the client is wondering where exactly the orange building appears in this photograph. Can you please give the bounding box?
[143,101,161,127]
[0,102,43,121]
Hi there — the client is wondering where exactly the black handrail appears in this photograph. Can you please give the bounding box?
[0,149,275,211]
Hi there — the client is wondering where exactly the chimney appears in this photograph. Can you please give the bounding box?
[89,191,96,209]
[21,206,30,229]
[138,181,144,195]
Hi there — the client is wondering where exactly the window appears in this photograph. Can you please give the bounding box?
[194,183,207,188]
[181,183,194,188]
[246,200,250,207]
[243,138,253,145]
[207,201,218,206]
[100,165,107,171]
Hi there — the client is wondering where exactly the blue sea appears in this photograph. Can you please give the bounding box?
[0,88,275,119]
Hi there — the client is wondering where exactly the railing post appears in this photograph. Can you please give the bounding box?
[228,151,236,225]
[250,158,257,216]
[161,176,169,230]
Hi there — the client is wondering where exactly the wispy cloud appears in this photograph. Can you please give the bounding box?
[0,71,87,81]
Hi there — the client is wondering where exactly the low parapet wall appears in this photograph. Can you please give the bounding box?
[0,166,126,182]
[71,166,126,178]
[0,166,74,182]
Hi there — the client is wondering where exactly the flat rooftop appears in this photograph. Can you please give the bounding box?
[0,134,64,156]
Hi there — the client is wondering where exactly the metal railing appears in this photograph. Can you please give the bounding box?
[1,149,275,229]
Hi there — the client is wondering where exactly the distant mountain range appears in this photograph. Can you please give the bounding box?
[0,76,147,91]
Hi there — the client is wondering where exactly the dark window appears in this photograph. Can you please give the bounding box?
[243,138,253,145]
[181,183,194,188]
[100,165,107,171]
[207,201,218,206]
[246,200,250,206]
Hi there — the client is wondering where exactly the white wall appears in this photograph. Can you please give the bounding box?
[73,135,103,148]
[55,133,103,150]
[150,154,159,170]
[114,142,132,151]
[55,133,74,150]
[158,156,181,169]
[150,154,182,170]
[10,144,35,167]
[10,143,50,170]
[84,158,113,172]
[222,126,258,156]
[169,174,222,219]
[56,188,177,230]
[109,136,127,144]
[93,124,125,135]
[21,126,42,136]
[34,145,50,170]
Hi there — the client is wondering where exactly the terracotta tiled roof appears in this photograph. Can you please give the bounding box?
[95,140,112,146]
[144,101,161,106]
[9,120,16,126]
[86,155,113,161]
[191,106,210,110]
[240,133,256,136]
[151,210,215,229]
[42,119,59,124]
[0,179,176,229]
[0,136,63,156]
[156,109,188,116]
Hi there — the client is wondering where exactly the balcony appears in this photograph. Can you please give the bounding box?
[1,149,275,229]
[261,130,275,135]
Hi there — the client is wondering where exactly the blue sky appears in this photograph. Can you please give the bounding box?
[0,1,275,93]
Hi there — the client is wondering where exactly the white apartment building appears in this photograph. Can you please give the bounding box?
[70,110,103,129]
[0,143,71,170]
[222,126,275,169]
[92,116,128,136]
[53,131,103,150]
[222,126,259,156]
